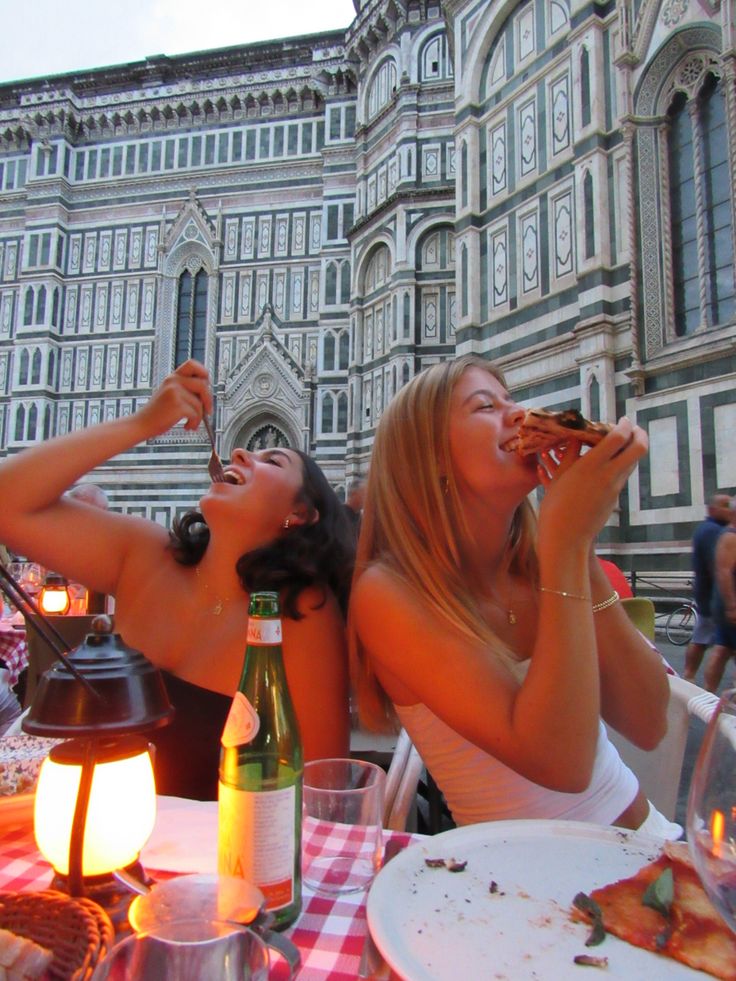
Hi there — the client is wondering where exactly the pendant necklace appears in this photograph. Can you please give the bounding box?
[195,564,230,616]
[488,572,516,625]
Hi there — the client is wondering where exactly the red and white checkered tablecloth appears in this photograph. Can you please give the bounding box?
[0,627,27,688]
[0,814,421,979]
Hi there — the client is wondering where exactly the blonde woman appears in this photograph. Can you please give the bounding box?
[350,355,677,835]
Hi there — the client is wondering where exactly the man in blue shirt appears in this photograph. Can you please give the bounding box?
[683,493,732,682]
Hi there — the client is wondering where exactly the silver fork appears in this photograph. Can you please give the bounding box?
[202,414,226,483]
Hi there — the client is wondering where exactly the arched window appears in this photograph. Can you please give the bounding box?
[27,403,38,440]
[324,332,336,370]
[325,262,337,305]
[461,143,468,209]
[420,34,453,82]
[31,348,42,385]
[35,286,46,323]
[589,374,601,421]
[337,392,348,432]
[24,288,33,325]
[461,243,468,317]
[401,362,410,386]
[339,331,349,369]
[367,60,397,120]
[665,73,735,337]
[47,349,56,386]
[175,268,208,365]
[14,404,25,441]
[18,349,29,385]
[340,261,351,304]
[700,76,734,327]
[43,404,52,440]
[584,170,595,259]
[321,392,334,433]
[51,287,60,327]
[580,48,591,128]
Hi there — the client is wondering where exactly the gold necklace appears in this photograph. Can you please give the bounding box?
[194,564,231,616]
[487,574,517,625]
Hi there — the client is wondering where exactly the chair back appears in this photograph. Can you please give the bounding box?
[383,728,424,831]
[620,597,656,641]
[23,615,97,708]
[606,674,719,820]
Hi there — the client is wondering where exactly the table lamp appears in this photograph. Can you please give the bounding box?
[38,572,71,615]
[23,615,174,919]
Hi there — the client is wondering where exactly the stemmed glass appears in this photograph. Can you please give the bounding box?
[686,687,736,933]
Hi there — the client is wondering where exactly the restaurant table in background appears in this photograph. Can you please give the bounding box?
[0,802,421,980]
[0,623,27,689]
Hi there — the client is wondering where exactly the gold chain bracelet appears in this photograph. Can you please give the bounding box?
[538,586,590,602]
[592,590,619,613]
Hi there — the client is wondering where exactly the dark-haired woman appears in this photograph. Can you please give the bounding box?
[0,360,353,797]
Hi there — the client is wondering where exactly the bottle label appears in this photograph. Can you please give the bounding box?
[246,618,282,646]
[218,782,296,910]
[221,691,260,748]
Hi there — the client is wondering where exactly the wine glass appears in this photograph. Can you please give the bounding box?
[21,562,43,597]
[686,687,736,933]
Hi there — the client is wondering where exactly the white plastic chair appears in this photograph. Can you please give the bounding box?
[382,728,424,831]
[606,674,720,821]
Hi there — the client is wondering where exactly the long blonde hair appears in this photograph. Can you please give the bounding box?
[348,355,538,731]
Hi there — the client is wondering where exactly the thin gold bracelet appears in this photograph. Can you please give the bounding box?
[592,590,619,613]
[538,586,590,602]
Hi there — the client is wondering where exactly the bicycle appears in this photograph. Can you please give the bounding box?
[665,602,696,646]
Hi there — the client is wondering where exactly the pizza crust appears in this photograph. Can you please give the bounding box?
[513,408,612,457]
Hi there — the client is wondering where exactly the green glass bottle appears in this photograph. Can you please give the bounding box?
[218,591,303,929]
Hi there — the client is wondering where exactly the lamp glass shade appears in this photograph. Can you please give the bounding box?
[34,741,156,877]
[39,581,71,615]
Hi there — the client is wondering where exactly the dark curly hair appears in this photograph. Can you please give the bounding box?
[168,451,355,618]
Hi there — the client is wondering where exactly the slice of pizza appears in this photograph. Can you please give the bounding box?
[508,408,612,457]
[571,844,736,980]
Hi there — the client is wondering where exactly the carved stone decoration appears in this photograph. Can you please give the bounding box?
[221,312,307,455]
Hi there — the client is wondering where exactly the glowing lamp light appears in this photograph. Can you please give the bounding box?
[22,616,174,918]
[34,736,156,878]
[39,573,71,616]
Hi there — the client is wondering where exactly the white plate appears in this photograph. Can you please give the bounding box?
[367,820,709,980]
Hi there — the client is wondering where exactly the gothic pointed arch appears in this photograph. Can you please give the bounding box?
[632,25,731,356]
[153,190,220,385]
[220,304,308,456]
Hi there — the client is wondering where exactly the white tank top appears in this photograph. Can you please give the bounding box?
[394,702,638,827]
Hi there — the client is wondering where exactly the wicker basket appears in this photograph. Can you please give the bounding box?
[0,890,114,980]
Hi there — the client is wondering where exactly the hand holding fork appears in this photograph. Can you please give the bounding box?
[202,414,226,483]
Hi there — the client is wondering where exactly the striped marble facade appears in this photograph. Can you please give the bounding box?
[0,0,734,573]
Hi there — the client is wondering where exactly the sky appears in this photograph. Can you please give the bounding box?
[0,0,358,84]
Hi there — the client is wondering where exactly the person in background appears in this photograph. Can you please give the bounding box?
[0,360,354,798]
[705,498,736,692]
[343,477,367,543]
[350,355,676,837]
[683,493,732,683]
[597,558,633,599]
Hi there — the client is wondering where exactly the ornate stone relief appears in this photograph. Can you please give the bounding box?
[220,304,307,454]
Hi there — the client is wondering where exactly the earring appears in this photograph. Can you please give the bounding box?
[283,517,291,530]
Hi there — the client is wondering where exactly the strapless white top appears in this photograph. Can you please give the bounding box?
[394,702,638,827]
